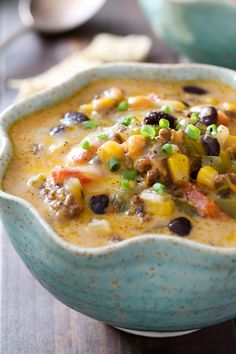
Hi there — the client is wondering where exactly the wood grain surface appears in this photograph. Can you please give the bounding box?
[1,0,236,353]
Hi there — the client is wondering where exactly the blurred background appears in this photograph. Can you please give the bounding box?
[1,0,236,353]
[0,0,181,110]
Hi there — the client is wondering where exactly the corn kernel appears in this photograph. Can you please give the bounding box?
[161,100,186,111]
[167,153,190,184]
[222,102,236,112]
[123,134,146,161]
[205,97,219,105]
[27,174,46,188]
[103,87,124,103]
[64,178,83,204]
[80,103,93,115]
[128,96,154,109]
[140,190,175,216]
[197,166,218,190]
[97,141,124,163]
[93,97,115,111]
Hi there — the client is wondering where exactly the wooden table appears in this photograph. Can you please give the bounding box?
[1,0,236,353]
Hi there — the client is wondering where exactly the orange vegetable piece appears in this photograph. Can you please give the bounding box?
[52,165,103,185]
[183,183,228,219]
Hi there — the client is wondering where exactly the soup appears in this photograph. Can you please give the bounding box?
[3,78,236,247]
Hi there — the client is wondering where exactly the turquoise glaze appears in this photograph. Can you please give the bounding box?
[1,63,236,332]
[138,0,236,69]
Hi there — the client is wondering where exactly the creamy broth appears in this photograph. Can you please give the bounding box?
[3,78,236,247]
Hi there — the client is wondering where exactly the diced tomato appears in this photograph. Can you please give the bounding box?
[66,145,95,165]
[51,165,103,185]
[183,183,228,220]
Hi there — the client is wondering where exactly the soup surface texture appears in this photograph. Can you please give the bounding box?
[3,78,236,247]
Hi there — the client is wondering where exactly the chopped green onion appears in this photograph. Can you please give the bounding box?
[118,100,129,111]
[153,182,166,194]
[185,124,200,141]
[175,124,181,131]
[161,105,171,114]
[190,112,199,122]
[118,115,135,126]
[159,118,170,128]
[108,157,121,172]
[162,143,174,154]
[97,133,108,140]
[120,178,130,190]
[81,140,90,150]
[82,120,98,129]
[206,124,217,136]
[140,125,156,139]
[122,170,137,180]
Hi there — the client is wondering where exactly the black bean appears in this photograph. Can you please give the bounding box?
[201,135,220,156]
[61,112,90,126]
[90,194,109,214]
[190,159,202,180]
[143,111,175,128]
[168,217,192,236]
[192,105,217,126]
[49,125,65,136]
[182,86,208,95]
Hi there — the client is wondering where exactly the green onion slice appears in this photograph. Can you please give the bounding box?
[190,112,199,122]
[97,133,108,140]
[82,120,98,129]
[185,124,200,141]
[159,118,170,128]
[161,105,171,114]
[81,140,90,150]
[121,170,137,180]
[118,115,135,126]
[206,124,217,136]
[140,125,156,139]
[153,182,166,194]
[162,143,174,154]
[108,157,121,172]
[120,178,130,190]
[118,100,129,111]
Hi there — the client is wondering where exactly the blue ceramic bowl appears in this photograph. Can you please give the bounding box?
[1,63,236,333]
[138,0,236,69]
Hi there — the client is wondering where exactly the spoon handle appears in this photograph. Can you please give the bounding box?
[0,25,32,53]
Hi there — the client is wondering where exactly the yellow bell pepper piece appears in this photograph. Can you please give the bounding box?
[167,153,190,184]
[197,166,218,190]
[140,190,175,216]
[97,141,124,163]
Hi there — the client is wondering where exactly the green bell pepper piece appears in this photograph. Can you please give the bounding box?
[214,197,236,219]
[201,156,226,173]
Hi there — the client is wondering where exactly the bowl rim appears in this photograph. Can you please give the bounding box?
[1,61,236,256]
